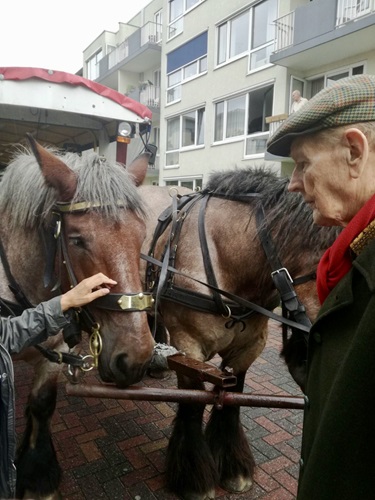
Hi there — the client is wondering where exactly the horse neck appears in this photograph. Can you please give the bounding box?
[181,198,274,304]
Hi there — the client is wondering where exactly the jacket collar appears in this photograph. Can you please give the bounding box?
[315,238,375,323]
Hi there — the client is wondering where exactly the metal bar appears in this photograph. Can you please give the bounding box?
[167,354,237,388]
[65,383,305,409]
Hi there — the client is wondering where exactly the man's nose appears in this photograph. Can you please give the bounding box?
[288,168,304,192]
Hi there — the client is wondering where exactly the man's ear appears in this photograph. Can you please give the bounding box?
[344,128,369,179]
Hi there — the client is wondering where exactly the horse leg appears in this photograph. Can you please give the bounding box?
[15,362,62,500]
[166,375,218,500]
[205,372,255,494]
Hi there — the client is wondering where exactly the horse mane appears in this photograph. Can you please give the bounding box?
[205,166,340,273]
[0,147,146,230]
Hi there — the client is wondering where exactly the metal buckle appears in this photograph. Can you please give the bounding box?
[117,293,155,311]
[271,267,293,284]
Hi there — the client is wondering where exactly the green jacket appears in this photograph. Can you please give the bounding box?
[297,238,375,500]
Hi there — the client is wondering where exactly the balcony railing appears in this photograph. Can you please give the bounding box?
[266,114,288,137]
[274,1,375,53]
[100,22,162,75]
[140,85,160,108]
[336,0,374,25]
[274,12,295,52]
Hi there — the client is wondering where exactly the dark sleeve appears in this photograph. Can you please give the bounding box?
[0,296,70,354]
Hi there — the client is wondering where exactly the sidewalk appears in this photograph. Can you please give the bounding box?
[14,318,303,499]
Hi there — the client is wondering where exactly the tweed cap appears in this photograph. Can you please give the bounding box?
[267,74,375,157]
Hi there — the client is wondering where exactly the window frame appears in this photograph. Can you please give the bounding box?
[308,63,365,98]
[168,0,205,39]
[86,49,103,80]
[164,177,203,191]
[215,0,277,71]
[166,55,207,105]
[166,107,206,168]
[213,84,274,159]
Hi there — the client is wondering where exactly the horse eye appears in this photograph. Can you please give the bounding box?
[69,236,86,248]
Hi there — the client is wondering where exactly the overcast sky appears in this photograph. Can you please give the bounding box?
[1,0,152,74]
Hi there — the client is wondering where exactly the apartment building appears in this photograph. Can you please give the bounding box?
[83,0,375,187]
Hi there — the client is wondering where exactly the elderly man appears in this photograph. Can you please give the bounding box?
[290,89,308,113]
[267,74,375,500]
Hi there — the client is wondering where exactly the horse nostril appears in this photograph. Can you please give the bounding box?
[116,353,129,374]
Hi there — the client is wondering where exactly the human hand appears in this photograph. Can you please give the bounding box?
[60,273,117,311]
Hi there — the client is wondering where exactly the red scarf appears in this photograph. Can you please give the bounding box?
[317,193,375,304]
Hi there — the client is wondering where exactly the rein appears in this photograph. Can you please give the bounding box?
[144,189,314,336]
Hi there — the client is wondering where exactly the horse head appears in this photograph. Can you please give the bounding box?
[28,136,155,387]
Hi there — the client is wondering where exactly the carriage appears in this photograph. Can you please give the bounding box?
[1,68,339,500]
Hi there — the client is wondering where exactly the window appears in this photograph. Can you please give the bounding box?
[166,108,205,166]
[214,95,246,141]
[247,86,273,134]
[217,11,249,64]
[309,64,364,98]
[169,0,203,38]
[154,10,163,42]
[214,85,274,156]
[216,0,277,70]
[245,84,273,156]
[165,178,203,191]
[86,49,102,80]
[167,32,208,104]
[249,0,277,71]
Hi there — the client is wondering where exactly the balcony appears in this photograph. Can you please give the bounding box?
[271,0,375,72]
[126,84,161,112]
[97,22,162,82]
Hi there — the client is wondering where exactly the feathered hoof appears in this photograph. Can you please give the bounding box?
[221,474,253,493]
[182,489,216,500]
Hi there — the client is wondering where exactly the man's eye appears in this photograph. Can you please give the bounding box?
[296,162,306,171]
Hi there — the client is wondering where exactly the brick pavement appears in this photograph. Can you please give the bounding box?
[14,318,303,499]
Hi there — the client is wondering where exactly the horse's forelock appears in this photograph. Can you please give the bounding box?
[0,149,146,230]
[69,152,146,220]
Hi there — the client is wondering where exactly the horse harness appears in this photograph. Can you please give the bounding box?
[143,189,313,342]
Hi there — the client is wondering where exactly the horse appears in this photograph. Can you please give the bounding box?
[0,137,155,499]
[139,167,339,500]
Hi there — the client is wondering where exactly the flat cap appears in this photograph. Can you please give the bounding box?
[267,74,375,157]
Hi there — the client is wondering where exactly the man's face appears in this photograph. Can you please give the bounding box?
[292,91,300,102]
[288,134,354,227]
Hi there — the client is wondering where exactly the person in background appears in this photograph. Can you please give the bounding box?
[290,89,309,113]
[0,272,117,500]
[267,73,375,500]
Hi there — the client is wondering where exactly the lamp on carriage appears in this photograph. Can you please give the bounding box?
[117,121,136,143]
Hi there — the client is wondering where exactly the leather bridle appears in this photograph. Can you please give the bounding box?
[50,200,155,369]
[143,189,315,339]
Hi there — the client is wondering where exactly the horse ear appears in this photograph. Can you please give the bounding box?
[126,152,150,186]
[26,133,77,202]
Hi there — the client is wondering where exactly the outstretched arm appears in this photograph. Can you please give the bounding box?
[1,273,117,354]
